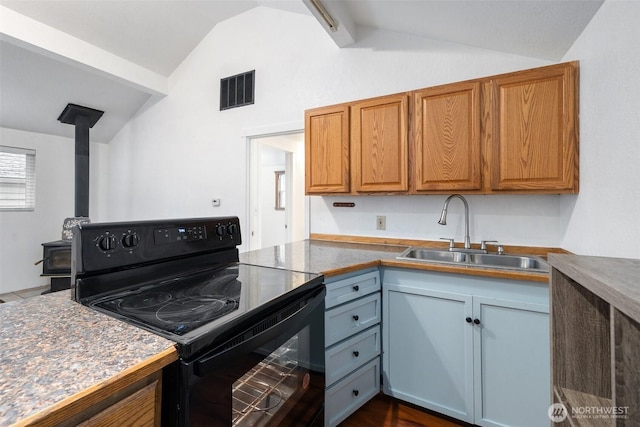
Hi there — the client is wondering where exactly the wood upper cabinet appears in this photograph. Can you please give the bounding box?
[304,61,579,195]
[305,104,350,194]
[412,81,482,192]
[488,62,578,192]
[351,94,409,193]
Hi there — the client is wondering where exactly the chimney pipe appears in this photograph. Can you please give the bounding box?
[57,104,104,218]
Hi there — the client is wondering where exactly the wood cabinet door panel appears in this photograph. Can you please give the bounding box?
[351,95,409,192]
[490,62,578,191]
[305,105,350,193]
[414,82,482,191]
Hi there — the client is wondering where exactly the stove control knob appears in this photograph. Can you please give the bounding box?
[227,224,238,235]
[98,235,118,251]
[216,225,227,236]
[122,233,140,248]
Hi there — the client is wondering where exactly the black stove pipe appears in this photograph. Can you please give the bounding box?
[57,104,104,218]
[74,115,90,217]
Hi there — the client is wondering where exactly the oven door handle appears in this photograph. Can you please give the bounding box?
[193,286,324,377]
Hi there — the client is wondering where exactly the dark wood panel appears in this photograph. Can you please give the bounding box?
[614,308,640,425]
[551,269,611,399]
[338,393,467,427]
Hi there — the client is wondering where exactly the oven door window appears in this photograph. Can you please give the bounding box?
[232,334,309,425]
[184,290,325,427]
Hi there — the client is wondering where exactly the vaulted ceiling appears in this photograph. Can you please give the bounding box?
[0,0,603,143]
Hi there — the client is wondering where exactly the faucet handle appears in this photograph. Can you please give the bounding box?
[481,240,504,254]
[440,237,455,251]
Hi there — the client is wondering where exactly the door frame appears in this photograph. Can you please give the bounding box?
[245,125,308,251]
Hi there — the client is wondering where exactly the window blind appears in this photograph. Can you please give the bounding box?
[0,146,36,210]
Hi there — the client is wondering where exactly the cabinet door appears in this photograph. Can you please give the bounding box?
[351,94,409,192]
[413,81,482,191]
[383,284,474,423]
[77,380,160,427]
[305,104,350,194]
[490,62,578,192]
[473,297,550,427]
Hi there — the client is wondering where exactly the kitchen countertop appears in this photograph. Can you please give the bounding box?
[240,239,407,276]
[0,291,177,426]
[548,253,640,324]
[1,237,550,426]
[240,239,551,283]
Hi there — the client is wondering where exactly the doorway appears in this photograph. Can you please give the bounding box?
[247,131,307,250]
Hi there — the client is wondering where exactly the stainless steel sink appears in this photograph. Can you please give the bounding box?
[399,248,468,263]
[397,247,549,273]
[467,253,549,272]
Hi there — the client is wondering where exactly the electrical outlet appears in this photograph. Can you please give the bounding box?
[376,215,386,230]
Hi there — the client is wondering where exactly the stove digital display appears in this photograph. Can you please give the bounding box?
[154,225,207,245]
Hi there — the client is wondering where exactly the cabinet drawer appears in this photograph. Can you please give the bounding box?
[77,380,159,427]
[325,271,380,309]
[326,326,381,386]
[325,358,380,427]
[325,293,381,347]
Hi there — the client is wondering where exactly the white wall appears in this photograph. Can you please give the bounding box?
[559,0,640,258]
[0,127,108,293]
[105,3,640,259]
[106,7,548,252]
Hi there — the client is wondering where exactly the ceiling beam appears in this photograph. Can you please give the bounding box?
[0,6,168,97]
[301,0,356,47]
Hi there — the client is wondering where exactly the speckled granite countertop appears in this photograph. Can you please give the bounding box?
[239,239,550,283]
[0,291,177,426]
[240,239,406,277]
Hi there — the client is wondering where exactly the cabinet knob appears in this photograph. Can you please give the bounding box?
[352,315,359,321]
[473,318,481,325]
[466,317,473,323]
[353,285,360,291]
[353,350,360,357]
[352,389,359,397]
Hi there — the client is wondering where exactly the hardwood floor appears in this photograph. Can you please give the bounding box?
[338,394,467,427]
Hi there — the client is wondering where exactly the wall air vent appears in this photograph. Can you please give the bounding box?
[220,70,255,110]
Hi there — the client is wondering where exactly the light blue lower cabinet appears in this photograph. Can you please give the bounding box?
[472,296,550,427]
[382,268,550,427]
[325,358,380,427]
[324,269,381,427]
[326,326,380,386]
[383,285,475,422]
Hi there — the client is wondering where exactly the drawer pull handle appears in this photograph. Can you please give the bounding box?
[353,350,360,357]
[352,315,359,321]
[352,389,359,397]
[466,317,472,323]
[473,318,481,325]
[353,285,359,291]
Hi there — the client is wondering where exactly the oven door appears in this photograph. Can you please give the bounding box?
[167,286,325,427]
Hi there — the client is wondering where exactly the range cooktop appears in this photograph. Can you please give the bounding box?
[85,262,322,356]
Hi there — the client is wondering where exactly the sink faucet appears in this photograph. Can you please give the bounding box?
[438,194,471,249]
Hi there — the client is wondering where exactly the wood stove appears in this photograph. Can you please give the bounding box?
[40,240,72,292]
[38,103,103,293]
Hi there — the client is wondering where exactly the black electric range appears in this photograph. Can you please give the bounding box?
[72,217,326,426]
[71,216,323,359]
